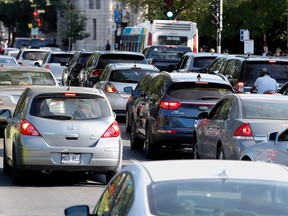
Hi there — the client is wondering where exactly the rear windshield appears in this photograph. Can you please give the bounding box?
[109,69,158,83]
[30,96,111,120]
[146,46,191,60]
[243,100,288,119]
[167,82,233,100]
[49,54,73,63]
[97,54,147,69]
[0,71,56,85]
[193,57,218,68]
[239,61,288,85]
[22,51,48,60]
[29,39,56,48]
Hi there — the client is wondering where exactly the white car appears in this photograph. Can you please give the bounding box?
[16,48,49,67]
[41,51,74,85]
[0,55,19,66]
[65,160,288,216]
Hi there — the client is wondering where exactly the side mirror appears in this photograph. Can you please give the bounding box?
[64,205,90,216]
[124,86,133,94]
[0,109,12,129]
[131,88,141,98]
[268,132,278,141]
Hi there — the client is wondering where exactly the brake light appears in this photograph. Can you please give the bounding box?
[160,101,181,110]
[269,60,276,63]
[236,82,245,93]
[101,121,120,138]
[164,45,177,48]
[233,123,253,137]
[44,65,50,69]
[105,83,117,93]
[92,69,103,76]
[64,92,77,96]
[20,120,40,136]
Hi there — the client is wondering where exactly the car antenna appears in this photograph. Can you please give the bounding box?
[197,73,201,81]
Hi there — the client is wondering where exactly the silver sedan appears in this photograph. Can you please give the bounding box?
[193,93,288,160]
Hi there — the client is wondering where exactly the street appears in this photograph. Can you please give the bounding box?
[0,117,150,216]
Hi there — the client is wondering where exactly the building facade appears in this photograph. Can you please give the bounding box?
[57,0,143,51]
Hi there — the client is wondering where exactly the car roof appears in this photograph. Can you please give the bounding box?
[0,55,16,59]
[233,93,288,101]
[106,63,159,70]
[0,66,51,73]
[27,86,104,95]
[127,160,288,182]
[183,52,224,57]
[164,72,231,85]
[93,50,145,56]
[227,55,288,62]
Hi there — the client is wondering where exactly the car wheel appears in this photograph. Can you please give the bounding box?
[12,148,24,185]
[125,111,131,133]
[3,139,12,173]
[217,145,225,160]
[105,171,116,184]
[192,135,200,159]
[144,124,159,159]
[130,117,144,150]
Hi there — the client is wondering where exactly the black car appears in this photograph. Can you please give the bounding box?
[130,72,234,159]
[218,55,288,93]
[125,73,158,133]
[78,51,148,87]
[142,45,192,72]
[62,51,93,86]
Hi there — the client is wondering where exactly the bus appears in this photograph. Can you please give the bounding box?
[120,20,198,53]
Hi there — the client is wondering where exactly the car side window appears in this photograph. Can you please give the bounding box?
[93,172,130,216]
[13,89,30,118]
[214,98,233,120]
[218,60,229,76]
[208,99,227,119]
[146,75,165,100]
[278,129,288,141]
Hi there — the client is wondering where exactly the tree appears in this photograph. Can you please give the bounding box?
[58,0,90,51]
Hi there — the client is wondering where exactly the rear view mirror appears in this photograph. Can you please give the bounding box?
[64,205,90,216]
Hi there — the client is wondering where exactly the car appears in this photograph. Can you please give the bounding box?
[206,53,232,74]
[240,128,288,164]
[93,63,159,117]
[0,66,58,114]
[131,72,234,159]
[142,45,192,72]
[218,55,288,93]
[0,55,19,66]
[173,52,223,73]
[125,73,158,133]
[3,47,19,56]
[193,93,288,160]
[62,50,93,86]
[27,37,58,49]
[15,48,50,67]
[2,86,123,184]
[78,51,148,87]
[64,160,288,216]
[13,37,31,49]
[41,51,74,85]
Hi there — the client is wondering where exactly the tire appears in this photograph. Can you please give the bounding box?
[217,145,225,159]
[192,135,200,159]
[125,111,131,133]
[130,117,144,150]
[144,124,159,159]
[3,139,12,173]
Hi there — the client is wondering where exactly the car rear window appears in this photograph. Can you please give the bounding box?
[22,51,48,60]
[49,54,73,63]
[193,57,218,68]
[0,71,56,85]
[243,100,288,119]
[109,69,158,83]
[238,61,288,85]
[97,54,147,69]
[146,46,191,60]
[30,95,111,120]
[167,82,233,100]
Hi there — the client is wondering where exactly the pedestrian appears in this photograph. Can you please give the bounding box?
[262,45,273,56]
[274,47,282,57]
[105,40,111,51]
[249,67,278,94]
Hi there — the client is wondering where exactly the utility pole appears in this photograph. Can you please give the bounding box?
[218,0,223,54]
[210,0,223,53]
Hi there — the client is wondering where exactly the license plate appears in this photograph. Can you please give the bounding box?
[61,153,81,164]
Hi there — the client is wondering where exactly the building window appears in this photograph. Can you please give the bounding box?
[93,19,96,40]
[89,0,93,9]
[96,0,101,9]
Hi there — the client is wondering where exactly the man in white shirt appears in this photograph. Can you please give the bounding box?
[249,68,278,94]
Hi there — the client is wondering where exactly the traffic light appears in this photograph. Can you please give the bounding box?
[33,10,39,28]
[163,0,174,19]
[210,0,220,29]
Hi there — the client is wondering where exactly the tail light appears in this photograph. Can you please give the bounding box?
[44,65,50,69]
[101,121,120,138]
[105,83,117,93]
[236,82,245,93]
[92,69,103,76]
[20,120,40,136]
[233,123,253,137]
[160,101,181,110]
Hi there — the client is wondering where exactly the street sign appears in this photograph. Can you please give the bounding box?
[240,29,250,42]
[244,40,254,54]
[31,27,39,36]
